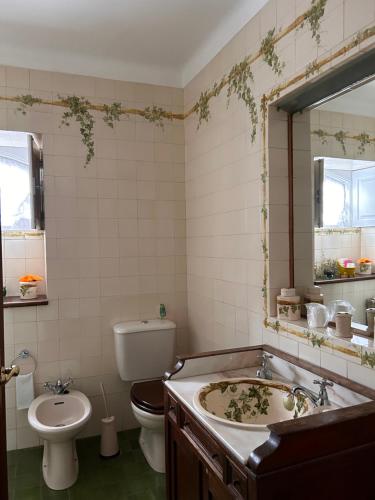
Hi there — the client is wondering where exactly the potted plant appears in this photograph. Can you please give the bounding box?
[357,258,372,275]
[19,274,43,300]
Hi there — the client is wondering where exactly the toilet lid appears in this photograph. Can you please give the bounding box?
[131,379,164,415]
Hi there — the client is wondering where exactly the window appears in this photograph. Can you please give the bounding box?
[314,157,375,228]
[323,172,351,227]
[0,131,44,231]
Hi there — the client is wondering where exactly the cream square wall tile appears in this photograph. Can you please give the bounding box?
[5,0,375,449]
[183,0,375,391]
[2,66,187,449]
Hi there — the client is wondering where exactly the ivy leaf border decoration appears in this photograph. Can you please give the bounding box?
[10,0,331,165]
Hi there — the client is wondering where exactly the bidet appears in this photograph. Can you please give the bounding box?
[28,390,91,490]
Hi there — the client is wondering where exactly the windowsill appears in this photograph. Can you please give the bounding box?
[3,294,48,308]
[1,229,44,238]
[270,316,375,352]
[315,274,375,285]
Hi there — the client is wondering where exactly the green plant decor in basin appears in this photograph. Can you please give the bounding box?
[193,378,312,429]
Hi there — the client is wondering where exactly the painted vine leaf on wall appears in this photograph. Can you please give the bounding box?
[59,95,95,166]
[11,0,329,165]
[301,0,328,44]
[144,105,172,128]
[361,350,375,369]
[260,28,285,76]
[16,94,42,115]
[103,102,123,128]
[195,82,221,127]
[305,60,320,79]
[312,128,328,144]
[358,132,371,154]
[226,59,258,141]
[306,330,326,348]
[313,128,375,156]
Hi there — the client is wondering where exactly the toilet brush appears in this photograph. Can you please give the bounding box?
[99,382,120,458]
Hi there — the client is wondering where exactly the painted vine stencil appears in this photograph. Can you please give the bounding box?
[312,129,375,156]
[3,1,375,367]
[260,24,375,369]
[2,0,332,165]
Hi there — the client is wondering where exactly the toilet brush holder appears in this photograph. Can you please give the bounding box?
[100,415,120,458]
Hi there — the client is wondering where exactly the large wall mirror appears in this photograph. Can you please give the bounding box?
[286,52,375,327]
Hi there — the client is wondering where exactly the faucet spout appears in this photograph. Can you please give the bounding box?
[291,385,319,407]
[292,378,334,408]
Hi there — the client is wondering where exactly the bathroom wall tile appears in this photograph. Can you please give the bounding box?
[5,0,372,450]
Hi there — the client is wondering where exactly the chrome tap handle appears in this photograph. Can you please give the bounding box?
[256,354,273,380]
[313,378,333,406]
[62,377,73,390]
[313,378,334,388]
[257,353,273,367]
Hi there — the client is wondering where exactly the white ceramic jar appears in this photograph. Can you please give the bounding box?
[19,281,38,300]
[277,288,301,321]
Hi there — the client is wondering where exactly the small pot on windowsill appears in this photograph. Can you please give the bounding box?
[358,261,372,275]
[19,281,38,300]
[18,274,44,300]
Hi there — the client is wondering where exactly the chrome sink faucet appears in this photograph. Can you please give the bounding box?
[292,378,334,407]
[256,353,273,380]
[44,377,73,395]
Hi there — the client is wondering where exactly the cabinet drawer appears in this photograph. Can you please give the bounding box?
[226,459,248,498]
[180,407,224,477]
[166,393,178,422]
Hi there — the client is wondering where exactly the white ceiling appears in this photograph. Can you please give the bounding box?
[0,0,267,88]
[317,79,375,118]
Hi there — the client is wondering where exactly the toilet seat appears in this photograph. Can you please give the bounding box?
[131,379,164,415]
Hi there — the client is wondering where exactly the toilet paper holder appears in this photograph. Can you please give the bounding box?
[11,349,36,375]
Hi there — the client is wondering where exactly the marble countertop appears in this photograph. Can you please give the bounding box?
[165,349,369,465]
[165,366,271,464]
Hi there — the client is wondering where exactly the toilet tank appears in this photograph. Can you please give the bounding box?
[113,319,176,381]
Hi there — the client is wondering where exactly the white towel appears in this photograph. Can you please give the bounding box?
[16,372,34,410]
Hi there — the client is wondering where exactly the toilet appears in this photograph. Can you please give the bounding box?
[28,390,92,490]
[113,319,176,473]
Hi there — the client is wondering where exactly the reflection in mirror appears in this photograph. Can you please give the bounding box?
[295,78,375,326]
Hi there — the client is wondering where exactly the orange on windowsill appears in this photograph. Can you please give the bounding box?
[19,274,44,283]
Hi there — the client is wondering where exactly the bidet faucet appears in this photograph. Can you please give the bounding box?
[44,377,73,395]
[292,378,333,407]
[256,353,273,380]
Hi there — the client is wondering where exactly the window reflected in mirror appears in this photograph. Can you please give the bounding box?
[294,77,375,326]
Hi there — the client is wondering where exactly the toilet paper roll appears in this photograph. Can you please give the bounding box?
[100,416,120,458]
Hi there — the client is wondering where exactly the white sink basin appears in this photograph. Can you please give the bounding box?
[193,378,315,429]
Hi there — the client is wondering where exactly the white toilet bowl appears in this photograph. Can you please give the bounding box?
[131,402,165,473]
[28,390,92,490]
[130,379,165,473]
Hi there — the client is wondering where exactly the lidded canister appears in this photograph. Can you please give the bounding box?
[335,312,352,338]
[302,286,324,318]
[277,288,301,321]
[366,308,375,336]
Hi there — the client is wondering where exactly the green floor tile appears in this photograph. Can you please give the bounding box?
[7,429,166,500]
[12,486,41,500]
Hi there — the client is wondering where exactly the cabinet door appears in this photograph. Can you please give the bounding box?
[206,469,234,500]
[167,421,203,500]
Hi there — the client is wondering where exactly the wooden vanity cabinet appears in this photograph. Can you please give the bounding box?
[165,384,375,500]
[165,391,248,500]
